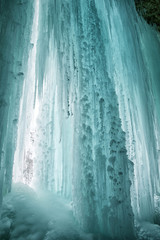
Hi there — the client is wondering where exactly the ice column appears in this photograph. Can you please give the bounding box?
[13,0,40,186]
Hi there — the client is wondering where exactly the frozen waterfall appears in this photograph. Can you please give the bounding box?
[0,0,160,239]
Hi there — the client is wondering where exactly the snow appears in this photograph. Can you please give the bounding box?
[0,183,93,240]
[1,184,160,240]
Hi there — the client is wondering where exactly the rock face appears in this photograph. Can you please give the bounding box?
[135,0,160,31]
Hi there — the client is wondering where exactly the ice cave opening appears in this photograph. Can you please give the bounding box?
[0,0,160,239]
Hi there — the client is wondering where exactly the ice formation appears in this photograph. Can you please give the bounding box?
[0,0,160,239]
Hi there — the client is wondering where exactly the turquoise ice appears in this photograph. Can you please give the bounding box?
[0,0,160,239]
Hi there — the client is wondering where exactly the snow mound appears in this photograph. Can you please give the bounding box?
[0,183,93,240]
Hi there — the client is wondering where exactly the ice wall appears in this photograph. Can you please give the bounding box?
[34,0,160,237]
[1,0,160,239]
[12,0,135,238]
[104,0,160,223]
[0,0,34,210]
[33,0,135,238]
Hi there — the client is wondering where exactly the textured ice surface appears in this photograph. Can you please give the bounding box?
[136,221,160,240]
